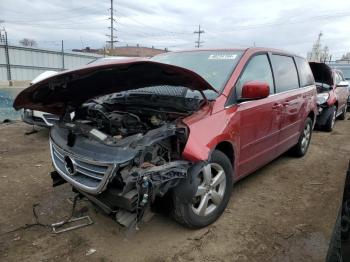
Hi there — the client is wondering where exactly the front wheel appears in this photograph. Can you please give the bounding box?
[172,150,233,228]
[323,106,337,132]
[290,117,313,157]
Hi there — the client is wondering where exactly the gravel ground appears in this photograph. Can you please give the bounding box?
[0,118,349,262]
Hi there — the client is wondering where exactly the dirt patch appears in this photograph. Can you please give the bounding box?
[0,119,349,262]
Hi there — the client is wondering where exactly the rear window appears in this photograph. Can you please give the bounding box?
[295,57,315,87]
[271,55,299,93]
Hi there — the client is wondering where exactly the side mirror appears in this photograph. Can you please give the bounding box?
[240,81,270,101]
[337,81,349,87]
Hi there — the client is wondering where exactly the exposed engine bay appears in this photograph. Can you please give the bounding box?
[50,91,203,227]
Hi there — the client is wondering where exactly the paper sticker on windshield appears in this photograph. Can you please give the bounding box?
[208,54,237,60]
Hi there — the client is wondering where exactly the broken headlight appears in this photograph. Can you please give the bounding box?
[22,109,33,117]
[317,93,329,105]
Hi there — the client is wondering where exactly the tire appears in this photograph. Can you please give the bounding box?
[172,150,233,228]
[326,211,343,262]
[290,117,313,157]
[323,106,337,132]
[338,104,347,120]
[341,200,350,241]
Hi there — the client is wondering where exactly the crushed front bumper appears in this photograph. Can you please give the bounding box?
[22,109,59,127]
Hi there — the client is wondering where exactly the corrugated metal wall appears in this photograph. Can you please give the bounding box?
[0,44,102,81]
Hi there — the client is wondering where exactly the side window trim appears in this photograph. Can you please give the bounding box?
[225,52,275,107]
[270,53,300,94]
[294,56,315,88]
[267,52,277,94]
[293,56,301,88]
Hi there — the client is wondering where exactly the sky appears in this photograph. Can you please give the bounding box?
[1,0,350,59]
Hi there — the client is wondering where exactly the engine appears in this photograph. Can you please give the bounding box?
[74,103,168,138]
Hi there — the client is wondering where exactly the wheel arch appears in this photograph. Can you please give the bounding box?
[214,141,235,169]
[334,100,339,109]
[307,110,316,124]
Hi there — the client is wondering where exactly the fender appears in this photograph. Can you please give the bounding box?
[181,103,239,178]
[327,91,337,107]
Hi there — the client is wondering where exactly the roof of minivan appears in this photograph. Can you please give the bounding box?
[153,47,302,59]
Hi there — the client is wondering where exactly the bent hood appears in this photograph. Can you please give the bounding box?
[13,59,216,115]
[309,62,333,86]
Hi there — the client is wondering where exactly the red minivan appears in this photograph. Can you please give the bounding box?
[14,48,318,228]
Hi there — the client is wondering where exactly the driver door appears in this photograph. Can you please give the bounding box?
[235,54,283,177]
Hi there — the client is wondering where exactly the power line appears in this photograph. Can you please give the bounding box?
[194,25,204,48]
[106,0,118,48]
[213,11,350,33]
[115,11,192,35]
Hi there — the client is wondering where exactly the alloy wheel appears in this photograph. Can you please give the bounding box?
[301,122,311,153]
[191,163,227,217]
[331,109,336,128]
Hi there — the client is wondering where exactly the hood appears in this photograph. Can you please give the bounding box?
[13,59,216,116]
[309,62,333,86]
[30,70,58,85]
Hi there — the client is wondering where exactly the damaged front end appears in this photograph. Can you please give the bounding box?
[49,93,200,226]
[13,59,216,227]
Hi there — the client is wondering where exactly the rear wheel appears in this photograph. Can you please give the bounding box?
[290,117,313,157]
[172,150,233,228]
[338,104,347,120]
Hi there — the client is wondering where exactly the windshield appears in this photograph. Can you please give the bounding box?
[151,50,243,99]
[339,68,350,80]
[330,65,350,80]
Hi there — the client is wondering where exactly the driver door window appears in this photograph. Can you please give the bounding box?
[235,54,274,99]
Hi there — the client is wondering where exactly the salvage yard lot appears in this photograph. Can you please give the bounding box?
[0,119,349,262]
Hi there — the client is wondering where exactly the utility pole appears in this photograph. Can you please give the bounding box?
[106,0,118,50]
[1,28,11,81]
[61,40,65,70]
[194,25,204,48]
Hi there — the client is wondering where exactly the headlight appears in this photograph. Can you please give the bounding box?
[22,109,33,117]
[317,93,329,105]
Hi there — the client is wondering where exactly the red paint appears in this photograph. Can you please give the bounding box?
[182,48,318,181]
[241,81,270,100]
[326,70,348,108]
[309,62,349,109]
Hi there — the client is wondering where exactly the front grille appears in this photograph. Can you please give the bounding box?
[50,141,116,194]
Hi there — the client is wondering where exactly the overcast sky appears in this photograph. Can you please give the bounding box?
[1,0,350,59]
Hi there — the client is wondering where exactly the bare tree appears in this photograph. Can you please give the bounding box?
[19,38,37,47]
[341,52,350,61]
